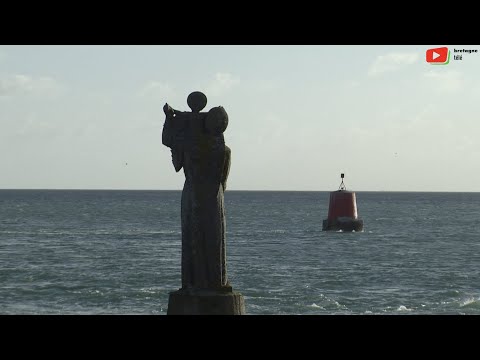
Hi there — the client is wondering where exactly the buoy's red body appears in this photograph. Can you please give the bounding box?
[327,191,358,219]
[323,190,363,232]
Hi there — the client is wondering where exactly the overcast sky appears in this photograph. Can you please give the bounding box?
[1,45,479,191]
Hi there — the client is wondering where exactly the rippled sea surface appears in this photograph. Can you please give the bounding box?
[0,190,479,314]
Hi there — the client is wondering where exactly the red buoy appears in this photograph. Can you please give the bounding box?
[322,174,363,232]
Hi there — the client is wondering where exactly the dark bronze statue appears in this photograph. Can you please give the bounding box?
[162,91,231,291]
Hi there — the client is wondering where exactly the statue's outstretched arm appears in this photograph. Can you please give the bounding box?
[162,103,174,147]
[162,103,185,171]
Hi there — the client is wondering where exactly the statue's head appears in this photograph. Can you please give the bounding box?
[205,106,228,135]
[187,91,207,113]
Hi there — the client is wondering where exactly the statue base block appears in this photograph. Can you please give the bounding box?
[167,288,245,315]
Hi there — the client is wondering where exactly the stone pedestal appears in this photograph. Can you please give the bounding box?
[167,288,245,315]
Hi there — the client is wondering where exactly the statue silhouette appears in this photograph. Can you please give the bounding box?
[162,91,231,291]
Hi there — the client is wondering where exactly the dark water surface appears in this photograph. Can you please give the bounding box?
[0,190,479,314]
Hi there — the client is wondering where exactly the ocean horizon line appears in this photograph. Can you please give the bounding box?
[0,188,479,193]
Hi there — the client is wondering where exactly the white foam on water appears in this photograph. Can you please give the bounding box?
[332,300,343,308]
[140,287,158,294]
[397,305,412,312]
[268,288,286,293]
[460,297,479,307]
[256,229,286,234]
[309,303,322,308]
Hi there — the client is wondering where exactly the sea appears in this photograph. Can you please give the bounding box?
[0,190,479,315]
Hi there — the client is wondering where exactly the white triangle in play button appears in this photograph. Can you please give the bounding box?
[433,51,440,60]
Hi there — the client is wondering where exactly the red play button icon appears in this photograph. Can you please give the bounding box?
[426,47,450,64]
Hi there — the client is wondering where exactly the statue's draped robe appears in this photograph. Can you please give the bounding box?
[163,111,230,290]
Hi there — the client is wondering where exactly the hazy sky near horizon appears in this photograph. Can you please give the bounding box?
[1,45,479,191]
